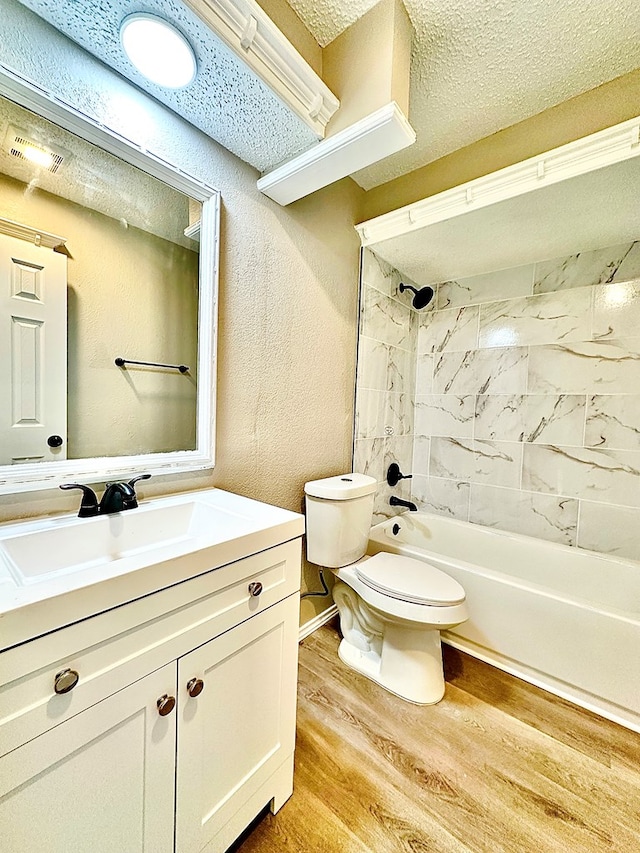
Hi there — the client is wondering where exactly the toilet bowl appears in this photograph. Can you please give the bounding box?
[304,473,468,704]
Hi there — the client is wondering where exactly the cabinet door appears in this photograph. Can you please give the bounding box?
[175,594,299,853]
[0,664,176,853]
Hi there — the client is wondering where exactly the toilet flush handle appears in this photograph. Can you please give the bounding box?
[387,463,413,488]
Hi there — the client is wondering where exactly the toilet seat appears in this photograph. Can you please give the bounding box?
[355,552,465,606]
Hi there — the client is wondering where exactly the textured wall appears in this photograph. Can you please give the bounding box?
[0,2,364,625]
[356,243,640,561]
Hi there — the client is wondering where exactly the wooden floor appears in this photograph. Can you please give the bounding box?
[231,623,640,853]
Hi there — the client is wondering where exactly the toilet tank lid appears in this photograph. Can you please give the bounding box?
[304,473,377,500]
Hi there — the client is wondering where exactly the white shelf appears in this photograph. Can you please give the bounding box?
[356,116,640,283]
[258,102,415,206]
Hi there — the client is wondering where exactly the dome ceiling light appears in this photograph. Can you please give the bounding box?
[120,13,197,89]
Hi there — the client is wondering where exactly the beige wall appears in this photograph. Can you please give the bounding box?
[323,0,412,135]
[0,163,362,627]
[2,2,639,627]
[0,173,198,459]
[0,2,364,627]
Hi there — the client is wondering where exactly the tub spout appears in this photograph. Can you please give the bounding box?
[389,495,417,512]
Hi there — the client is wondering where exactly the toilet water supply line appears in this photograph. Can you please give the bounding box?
[300,567,330,599]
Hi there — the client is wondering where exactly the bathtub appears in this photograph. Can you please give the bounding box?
[367,512,640,733]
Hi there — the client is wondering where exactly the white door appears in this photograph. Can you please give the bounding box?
[0,664,177,853]
[175,595,299,853]
[0,233,67,464]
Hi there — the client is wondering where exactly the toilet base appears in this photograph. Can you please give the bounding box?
[332,578,449,704]
[336,621,446,705]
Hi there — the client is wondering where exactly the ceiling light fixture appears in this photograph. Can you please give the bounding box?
[120,14,197,89]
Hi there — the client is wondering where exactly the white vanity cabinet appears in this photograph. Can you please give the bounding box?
[175,595,298,853]
[1,664,178,853]
[0,537,302,853]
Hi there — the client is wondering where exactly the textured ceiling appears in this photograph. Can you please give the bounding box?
[14,0,318,172]
[287,0,640,189]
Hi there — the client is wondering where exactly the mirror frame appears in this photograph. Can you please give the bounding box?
[0,63,220,495]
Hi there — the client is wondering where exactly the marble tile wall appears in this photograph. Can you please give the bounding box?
[354,241,640,560]
[354,250,417,519]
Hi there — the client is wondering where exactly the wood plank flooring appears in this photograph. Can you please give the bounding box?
[230,622,640,853]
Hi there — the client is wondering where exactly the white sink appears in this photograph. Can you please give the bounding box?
[0,488,304,650]
[1,499,252,586]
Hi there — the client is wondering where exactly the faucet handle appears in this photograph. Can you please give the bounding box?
[59,483,100,518]
[127,473,151,488]
[386,463,413,488]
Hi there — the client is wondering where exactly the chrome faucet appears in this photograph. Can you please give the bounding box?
[60,474,151,517]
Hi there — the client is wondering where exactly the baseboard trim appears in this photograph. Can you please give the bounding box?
[442,633,640,735]
[299,604,338,642]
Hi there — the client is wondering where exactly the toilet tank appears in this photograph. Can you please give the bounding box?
[304,473,377,568]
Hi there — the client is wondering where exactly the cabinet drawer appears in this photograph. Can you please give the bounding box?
[0,539,301,756]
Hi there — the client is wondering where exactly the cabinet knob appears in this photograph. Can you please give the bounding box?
[157,694,176,716]
[248,581,263,597]
[187,677,205,698]
[54,668,79,694]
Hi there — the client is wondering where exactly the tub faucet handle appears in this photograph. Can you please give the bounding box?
[387,463,413,488]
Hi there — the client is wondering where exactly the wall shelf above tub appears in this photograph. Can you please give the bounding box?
[356,115,640,285]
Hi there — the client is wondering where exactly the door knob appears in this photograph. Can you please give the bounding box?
[157,694,176,716]
[187,677,204,698]
[248,581,263,597]
[54,668,79,694]
[47,434,64,448]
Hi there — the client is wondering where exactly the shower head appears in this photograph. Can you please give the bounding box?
[399,282,434,310]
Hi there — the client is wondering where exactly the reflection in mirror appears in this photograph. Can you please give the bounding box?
[0,93,202,465]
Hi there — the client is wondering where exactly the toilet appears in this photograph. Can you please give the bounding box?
[304,473,468,704]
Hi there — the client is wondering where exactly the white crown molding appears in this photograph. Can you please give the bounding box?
[257,102,416,206]
[356,115,640,246]
[182,0,339,137]
[0,215,66,249]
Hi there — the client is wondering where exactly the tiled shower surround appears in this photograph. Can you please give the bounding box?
[354,240,640,560]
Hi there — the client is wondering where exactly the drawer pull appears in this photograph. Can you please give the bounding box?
[54,668,79,694]
[187,677,205,698]
[157,694,176,716]
[248,581,263,597]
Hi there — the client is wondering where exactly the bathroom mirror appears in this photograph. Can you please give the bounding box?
[0,70,219,495]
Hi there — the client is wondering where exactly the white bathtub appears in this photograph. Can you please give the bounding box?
[368,512,640,733]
